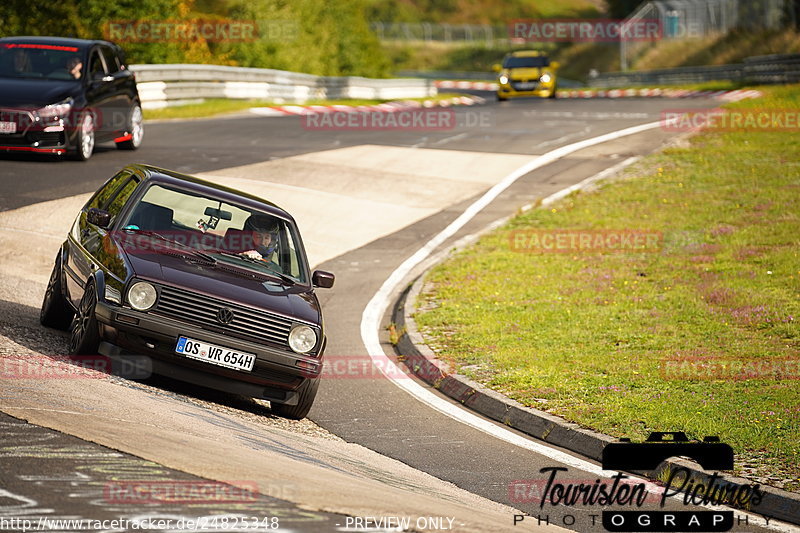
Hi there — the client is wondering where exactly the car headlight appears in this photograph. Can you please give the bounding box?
[35,98,73,120]
[288,325,317,354]
[540,73,552,84]
[499,75,509,85]
[127,281,157,311]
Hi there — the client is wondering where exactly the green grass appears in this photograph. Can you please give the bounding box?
[143,94,467,121]
[415,85,800,490]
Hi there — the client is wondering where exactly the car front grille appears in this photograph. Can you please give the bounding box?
[510,80,539,91]
[28,131,64,146]
[152,284,294,349]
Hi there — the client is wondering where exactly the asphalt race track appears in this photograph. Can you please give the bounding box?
[0,95,790,532]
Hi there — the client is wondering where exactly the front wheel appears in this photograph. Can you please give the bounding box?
[69,283,100,355]
[272,377,320,420]
[496,93,507,102]
[116,104,143,150]
[70,112,95,161]
[40,255,74,330]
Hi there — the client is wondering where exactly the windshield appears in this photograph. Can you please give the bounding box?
[0,43,84,80]
[121,183,309,284]
[503,56,550,69]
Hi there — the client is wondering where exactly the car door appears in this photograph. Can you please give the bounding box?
[84,46,116,142]
[98,45,135,136]
[64,170,135,306]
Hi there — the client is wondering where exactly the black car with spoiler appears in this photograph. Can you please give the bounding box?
[0,36,143,160]
[40,164,335,419]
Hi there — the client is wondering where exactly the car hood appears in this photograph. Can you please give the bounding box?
[507,67,544,80]
[124,245,321,325]
[0,78,80,108]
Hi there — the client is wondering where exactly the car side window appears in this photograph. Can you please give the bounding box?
[106,178,139,226]
[100,47,120,73]
[88,49,106,78]
[85,171,130,211]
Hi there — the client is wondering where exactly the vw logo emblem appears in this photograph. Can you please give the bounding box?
[216,308,234,325]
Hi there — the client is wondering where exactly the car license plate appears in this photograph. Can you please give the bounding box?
[516,82,536,90]
[0,121,16,134]
[175,336,256,372]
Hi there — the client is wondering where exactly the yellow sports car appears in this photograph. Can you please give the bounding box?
[493,50,559,101]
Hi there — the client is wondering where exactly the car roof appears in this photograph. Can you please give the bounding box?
[0,36,116,51]
[509,50,546,58]
[128,164,296,222]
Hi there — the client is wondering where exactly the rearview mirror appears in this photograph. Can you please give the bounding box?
[492,63,502,72]
[87,207,111,228]
[312,270,335,289]
[204,207,233,220]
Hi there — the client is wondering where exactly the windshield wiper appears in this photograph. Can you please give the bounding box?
[208,250,296,285]
[122,228,216,264]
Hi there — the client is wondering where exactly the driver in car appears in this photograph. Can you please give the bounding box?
[66,56,83,79]
[240,214,279,263]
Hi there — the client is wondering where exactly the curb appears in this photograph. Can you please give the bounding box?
[249,95,487,117]
[434,81,762,102]
[390,176,800,528]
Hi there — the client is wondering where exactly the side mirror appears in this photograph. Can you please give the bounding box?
[312,270,335,289]
[550,61,561,70]
[492,63,502,72]
[87,207,111,228]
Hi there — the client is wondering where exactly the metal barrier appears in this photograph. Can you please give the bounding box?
[129,64,437,108]
[589,53,800,87]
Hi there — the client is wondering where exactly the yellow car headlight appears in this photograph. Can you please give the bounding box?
[499,75,509,85]
[540,73,552,84]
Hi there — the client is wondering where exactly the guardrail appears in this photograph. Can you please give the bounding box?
[589,53,800,87]
[129,64,437,108]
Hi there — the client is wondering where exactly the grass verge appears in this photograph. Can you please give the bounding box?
[415,85,800,491]
[142,94,469,121]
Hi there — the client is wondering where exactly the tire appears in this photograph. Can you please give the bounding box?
[70,112,95,161]
[68,282,100,355]
[496,93,507,101]
[548,87,558,99]
[40,255,74,330]
[116,104,143,150]
[272,377,320,420]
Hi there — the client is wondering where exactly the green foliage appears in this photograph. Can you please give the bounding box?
[0,0,390,77]
[364,0,601,24]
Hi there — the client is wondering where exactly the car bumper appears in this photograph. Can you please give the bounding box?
[0,129,70,154]
[498,85,555,98]
[94,301,323,405]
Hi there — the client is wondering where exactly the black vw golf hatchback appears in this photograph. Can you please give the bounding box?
[40,165,335,419]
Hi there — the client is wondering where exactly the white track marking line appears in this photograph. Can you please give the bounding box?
[360,120,799,532]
